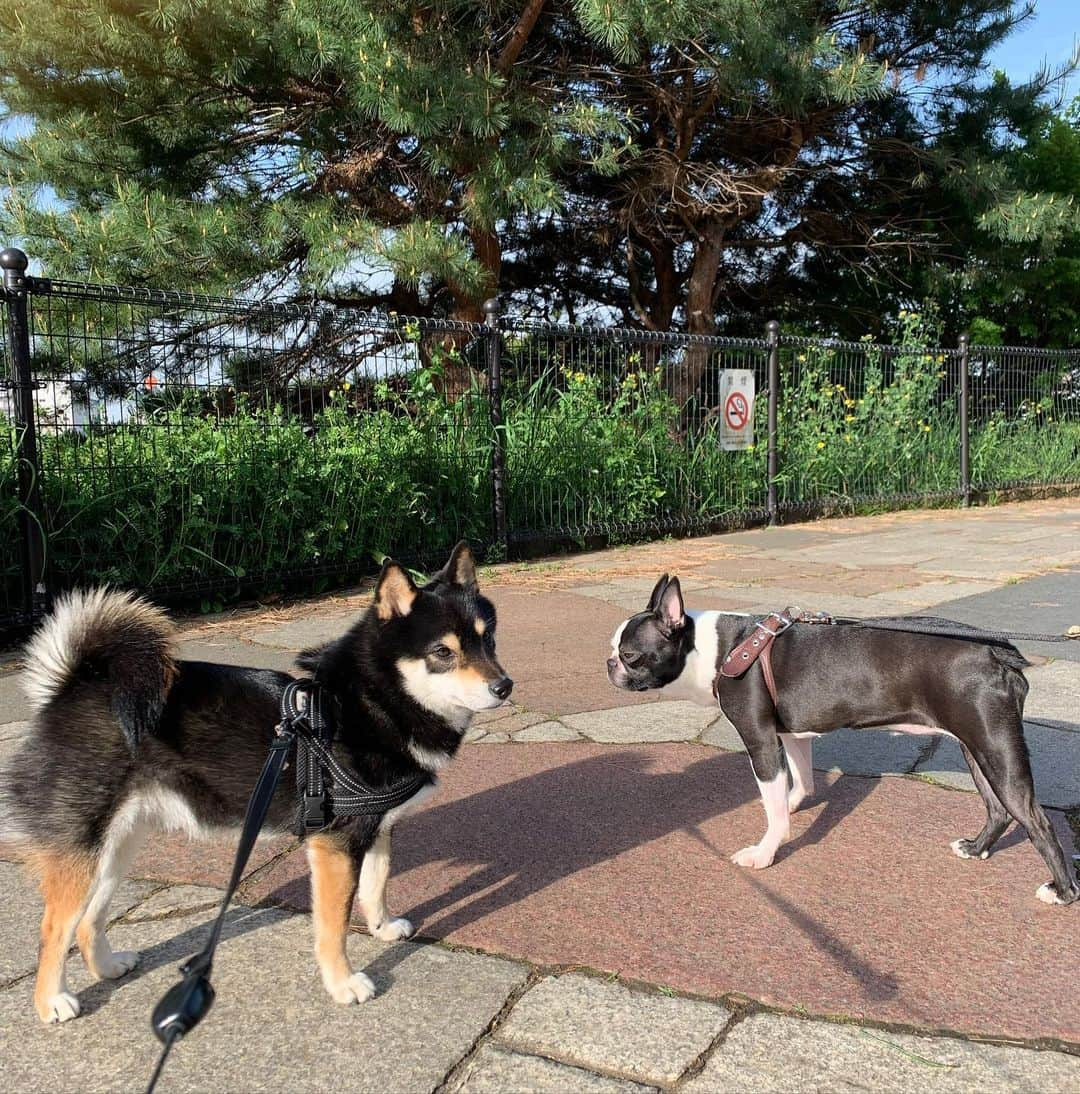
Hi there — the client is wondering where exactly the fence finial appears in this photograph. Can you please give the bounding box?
[765,318,780,344]
[0,246,29,290]
[482,298,501,328]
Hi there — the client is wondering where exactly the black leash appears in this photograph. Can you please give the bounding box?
[146,681,429,1093]
[829,616,1079,646]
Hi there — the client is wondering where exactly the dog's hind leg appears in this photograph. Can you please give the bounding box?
[781,733,815,813]
[76,818,147,981]
[969,726,1078,905]
[358,830,414,942]
[306,833,375,1004]
[950,741,1011,861]
[33,851,96,1023]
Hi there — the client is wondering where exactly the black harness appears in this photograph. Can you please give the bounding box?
[280,681,430,831]
[146,679,431,1092]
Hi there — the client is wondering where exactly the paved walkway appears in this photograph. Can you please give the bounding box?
[1,499,1079,1091]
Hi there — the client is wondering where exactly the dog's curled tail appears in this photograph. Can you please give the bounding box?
[22,587,178,749]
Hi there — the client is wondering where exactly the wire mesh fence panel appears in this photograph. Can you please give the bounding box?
[21,282,495,607]
[966,345,1080,491]
[777,338,963,513]
[499,323,770,546]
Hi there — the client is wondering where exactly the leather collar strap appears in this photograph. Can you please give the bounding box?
[280,681,430,831]
[714,610,795,707]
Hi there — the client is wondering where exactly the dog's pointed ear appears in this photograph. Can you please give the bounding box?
[647,573,670,612]
[375,561,418,620]
[656,576,685,632]
[441,541,478,590]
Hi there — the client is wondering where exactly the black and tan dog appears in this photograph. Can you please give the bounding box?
[608,574,1078,906]
[0,543,512,1023]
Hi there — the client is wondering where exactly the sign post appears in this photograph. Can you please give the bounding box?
[719,368,755,451]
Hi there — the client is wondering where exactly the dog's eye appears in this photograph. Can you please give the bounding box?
[622,652,643,667]
[432,645,454,660]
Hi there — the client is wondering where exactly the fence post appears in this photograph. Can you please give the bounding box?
[957,332,971,508]
[765,319,781,526]
[1,247,47,621]
[483,298,509,554]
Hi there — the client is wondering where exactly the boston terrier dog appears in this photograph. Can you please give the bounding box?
[607,574,1078,906]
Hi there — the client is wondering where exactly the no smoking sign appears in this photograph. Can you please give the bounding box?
[719,369,755,451]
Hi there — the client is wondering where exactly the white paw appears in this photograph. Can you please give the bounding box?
[731,844,776,870]
[1037,882,1065,906]
[41,992,81,1024]
[950,839,988,861]
[788,790,809,813]
[328,972,376,1005]
[96,950,140,980]
[372,917,414,942]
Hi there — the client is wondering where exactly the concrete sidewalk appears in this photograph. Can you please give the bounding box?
[1,499,1079,1091]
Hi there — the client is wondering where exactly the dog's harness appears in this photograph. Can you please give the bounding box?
[714,608,834,707]
[279,681,430,831]
[146,679,431,1092]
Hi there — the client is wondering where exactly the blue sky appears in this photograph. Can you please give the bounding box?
[988,0,1079,103]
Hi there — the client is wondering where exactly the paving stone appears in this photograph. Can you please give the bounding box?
[177,639,298,672]
[874,579,1001,609]
[473,732,511,744]
[915,725,1080,808]
[0,861,158,985]
[473,710,551,733]
[740,588,916,618]
[245,614,357,651]
[0,671,28,725]
[812,727,931,777]
[0,893,527,1093]
[463,726,488,743]
[512,720,580,742]
[495,974,731,1087]
[1024,659,1080,727]
[452,1043,655,1094]
[699,713,744,751]
[682,1013,1080,1093]
[563,701,716,743]
[123,884,224,921]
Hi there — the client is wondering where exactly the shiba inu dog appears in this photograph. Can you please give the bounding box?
[0,542,512,1023]
[608,574,1078,906]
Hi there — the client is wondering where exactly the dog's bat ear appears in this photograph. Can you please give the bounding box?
[440,541,478,590]
[375,560,418,620]
[656,576,685,632]
[647,573,670,612]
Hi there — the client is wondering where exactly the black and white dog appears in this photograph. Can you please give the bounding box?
[1,543,512,1023]
[608,574,1078,906]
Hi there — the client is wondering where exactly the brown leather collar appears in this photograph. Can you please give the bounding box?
[714,610,794,706]
[713,608,836,707]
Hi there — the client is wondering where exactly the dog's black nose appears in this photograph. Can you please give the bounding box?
[606,658,617,673]
[489,676,513,701]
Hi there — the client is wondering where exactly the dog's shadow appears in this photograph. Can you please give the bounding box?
[370,748,900,1000]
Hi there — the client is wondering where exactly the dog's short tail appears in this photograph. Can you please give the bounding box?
[22,587,178,749]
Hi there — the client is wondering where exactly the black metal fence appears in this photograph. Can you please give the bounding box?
[3,246,1079,631]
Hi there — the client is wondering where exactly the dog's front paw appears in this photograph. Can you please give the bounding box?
[731,844,776,870]
[373,917,414,942]
[328,972,376,1005]
[95,949,140,980]
[950,838,988,861]
[37,991,81,1024]
[1037,881,1078,906]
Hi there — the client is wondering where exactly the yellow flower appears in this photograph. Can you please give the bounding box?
[797,353,807,362]
[342,381,352,391]
[844,434,852,443]
[746,444,755,452]
[922,424,931,433]
[899,309,908,318]
[836,384,846,392]
[844,414,855,422]
[816,441,826,450]
[574,371,586,383]
[844,398,856,408]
